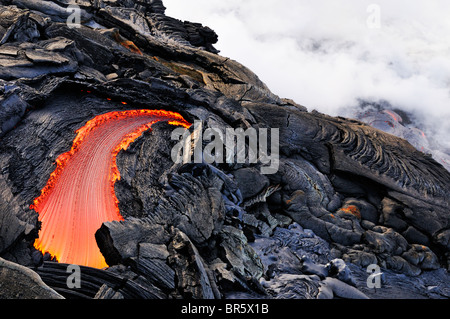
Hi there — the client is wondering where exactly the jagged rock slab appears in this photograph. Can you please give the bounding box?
[0,257,63,299]
[96,217,170,265]
[129,243,176,291]
[168,228,216,299]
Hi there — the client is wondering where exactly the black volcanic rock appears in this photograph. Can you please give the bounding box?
[0,257,63,298]
[168,227,217,299]
[0,0,449,300]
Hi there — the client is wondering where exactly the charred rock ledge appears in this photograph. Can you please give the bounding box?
[0,0,449,299]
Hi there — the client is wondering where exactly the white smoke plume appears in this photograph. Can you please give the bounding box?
[164,0,450,168]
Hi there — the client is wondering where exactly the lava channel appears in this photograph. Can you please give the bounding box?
[31,109,191,269]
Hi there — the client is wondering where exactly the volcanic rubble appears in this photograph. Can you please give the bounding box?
[0,0,449,299]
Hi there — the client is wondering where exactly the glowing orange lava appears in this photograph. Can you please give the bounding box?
[339,205,361,219]
[383,110,400,123]
[31,109,191,268]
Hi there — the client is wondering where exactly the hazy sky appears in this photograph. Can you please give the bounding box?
[164,0,450,146]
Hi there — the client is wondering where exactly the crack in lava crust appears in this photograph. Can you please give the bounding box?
[30,109,191,269]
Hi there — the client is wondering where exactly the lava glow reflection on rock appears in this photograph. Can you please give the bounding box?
[31,109,191,269]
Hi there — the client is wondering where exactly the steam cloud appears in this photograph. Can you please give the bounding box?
[164,0,450,167]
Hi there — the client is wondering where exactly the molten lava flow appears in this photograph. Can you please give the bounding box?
[31,109,191,269]
[383,110,401,123]
[339,205,361,219]
[112,30,143,55]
